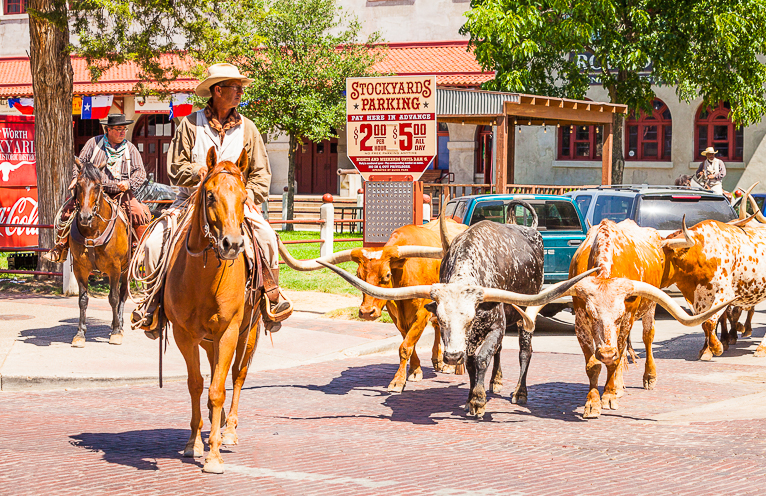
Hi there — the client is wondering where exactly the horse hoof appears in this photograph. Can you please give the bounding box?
[109,333,123,345]
[202,459,225,474]
[71,335,85,348]
[221,432,238,446]
[144,329,159,340]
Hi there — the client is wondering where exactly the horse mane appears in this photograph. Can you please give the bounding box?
[79,159,103,184]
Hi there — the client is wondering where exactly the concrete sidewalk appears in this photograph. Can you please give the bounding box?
[0,291,412,391]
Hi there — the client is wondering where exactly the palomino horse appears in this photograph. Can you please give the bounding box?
[163,147,261,474]
[70,158,130,347]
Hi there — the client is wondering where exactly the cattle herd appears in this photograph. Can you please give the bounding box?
[290,190,766,420]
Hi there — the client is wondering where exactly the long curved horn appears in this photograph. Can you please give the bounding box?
[747,194,766,224]
[481,268,598,306]
[511,304,543,332]
[740,182,759,219]
[278,236,354,271]
[586,218,592,230]
[439,204,450,254]
[628,280,732,326]
[728,211,758,227]
[661,214,695,250]
[318,260,432,300]
[392,246,444,259]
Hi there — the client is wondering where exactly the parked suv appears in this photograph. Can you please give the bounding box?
[443,194,587,283]
[566,185,737,237]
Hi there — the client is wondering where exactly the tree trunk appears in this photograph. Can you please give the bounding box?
[28,1,73,273]
[610,112,625,185]
[285,134,297,232]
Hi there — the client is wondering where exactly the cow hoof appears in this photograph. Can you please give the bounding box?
[108,332,123,345]
[601,395,619,411]
[387,380,406,393]
[643,376,657,390]
[183,440,204,458]
[754,345,766,357]
[711,342,724,356]
[490,381,503,394]
[615,388,625,398]
[407,368,423,382]
[202,458,224,474]
[511,393,527,405]
[728,332,738,345]
[221,431,238,446]
[742,324,752,338]
[440,364,456,374]
[454,364,466,375]
[699,348,714,361]
[71,333,86,348]
[583,401,601,419]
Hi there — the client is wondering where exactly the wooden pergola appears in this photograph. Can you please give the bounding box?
[437,90,628,192]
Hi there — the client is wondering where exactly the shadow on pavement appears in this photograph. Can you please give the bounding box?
[69,428,199,471]
[18,317,114,346]
[645,325,765,361]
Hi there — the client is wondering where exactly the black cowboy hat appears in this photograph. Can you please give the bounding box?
[100,113,134,126]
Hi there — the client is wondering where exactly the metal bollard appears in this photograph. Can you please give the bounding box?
[63,251,78,296]
[319,194,334,258]
[281,186,288,231]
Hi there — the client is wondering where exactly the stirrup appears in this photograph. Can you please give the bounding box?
[262,289,293,323]
[43,247,65,263]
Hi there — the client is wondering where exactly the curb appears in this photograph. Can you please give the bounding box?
[0,373,198,392]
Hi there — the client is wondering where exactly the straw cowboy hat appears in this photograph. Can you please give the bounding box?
[195,63,253,98]
[701,146,719,156]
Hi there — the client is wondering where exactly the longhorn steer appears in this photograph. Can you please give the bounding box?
[321,202,595,417]
[663,217,766,359]
[278,219,466,392]
[551,220,730,418]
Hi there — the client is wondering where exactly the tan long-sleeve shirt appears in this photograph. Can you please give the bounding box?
[166,112,271,204]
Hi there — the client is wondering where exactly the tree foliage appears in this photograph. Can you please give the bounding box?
[461,0,766,182]
[198,0,384,224]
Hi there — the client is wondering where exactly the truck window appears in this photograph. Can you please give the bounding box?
[444,201,457,219]
[453,201,469,222]
[636,196,736,230]
[574,195,592,217]
[470,202,505,224]
[508,201,582,230]
[592,195,634,224]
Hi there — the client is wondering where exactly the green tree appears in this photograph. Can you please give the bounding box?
[27,0,235,271]
[201,0,384,229]
[461,0,766,184]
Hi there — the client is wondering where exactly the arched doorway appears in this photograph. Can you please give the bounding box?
[296,137,338,195]
[133,114,176,184]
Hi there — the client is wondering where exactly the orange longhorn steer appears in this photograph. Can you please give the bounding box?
[279,219,467,392]
[519,219,729,419]
[662,216,766,360]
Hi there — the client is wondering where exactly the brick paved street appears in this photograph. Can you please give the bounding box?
[2,343,766,495]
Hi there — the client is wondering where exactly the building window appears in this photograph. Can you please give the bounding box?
[558,124,603,160]
[475,125,493,175]
[695,101,743,161]
[3,0,28,14]
[626,99,672,161]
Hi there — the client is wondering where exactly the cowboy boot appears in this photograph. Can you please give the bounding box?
[132,302,160,340]
[43,241,69,263]
[262,269,292,333]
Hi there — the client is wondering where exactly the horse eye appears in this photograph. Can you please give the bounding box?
[207,192,216,203]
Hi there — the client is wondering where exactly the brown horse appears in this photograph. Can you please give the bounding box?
[70,158,130,347]
[163,147,261,474]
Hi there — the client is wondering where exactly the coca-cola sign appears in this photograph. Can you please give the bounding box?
[0,118,36,187]
[0,187,39,247]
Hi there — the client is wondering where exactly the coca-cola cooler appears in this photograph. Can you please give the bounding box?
[0,115,39,250]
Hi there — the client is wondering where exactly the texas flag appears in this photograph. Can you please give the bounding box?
[169,93,193,119]
[81,95,113,120]
[8,98,34,115]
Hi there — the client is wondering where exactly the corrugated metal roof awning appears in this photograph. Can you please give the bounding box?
[436,88,520,117]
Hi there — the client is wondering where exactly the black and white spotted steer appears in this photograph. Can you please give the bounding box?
[320,201,594,417]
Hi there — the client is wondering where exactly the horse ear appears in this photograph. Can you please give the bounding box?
[206,146,217,168]
[95,161,107,170]
[236,149,248,174]
[74,157,83,170]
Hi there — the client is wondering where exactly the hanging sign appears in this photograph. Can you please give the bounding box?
[346,75,436,181]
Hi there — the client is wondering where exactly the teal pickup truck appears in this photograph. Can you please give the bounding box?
[443,194,588,283]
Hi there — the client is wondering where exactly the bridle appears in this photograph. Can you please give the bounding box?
[184,168,244,262]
